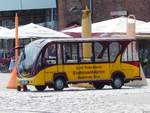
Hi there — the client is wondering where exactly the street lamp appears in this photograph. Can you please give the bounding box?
[80,0,92,10]
[89,0,92,11]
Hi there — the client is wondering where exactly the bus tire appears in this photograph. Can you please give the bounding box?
[17,85,21,91]
[111,77,124,89]
[93,82,105,89]
[23,85,28,91]
[35,85,47,91]
[54,77,65,91]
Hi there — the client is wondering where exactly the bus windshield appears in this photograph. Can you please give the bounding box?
[18,43,41,75]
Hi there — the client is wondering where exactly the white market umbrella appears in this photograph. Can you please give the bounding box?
[0,26,29,39]
[62,16,146,36]
[0,30,29,39]
[136,22,150,34]
[0,26,10,33]
[0,27,14,39]
[92,17,145,33]
[11,23,72,38]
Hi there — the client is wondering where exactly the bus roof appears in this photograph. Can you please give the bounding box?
[31,36,136,48]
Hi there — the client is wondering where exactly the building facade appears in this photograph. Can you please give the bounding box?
[57,0,150,30]
[0,0,150,30]
[0,0,57,29]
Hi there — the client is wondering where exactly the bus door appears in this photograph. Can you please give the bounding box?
[94,41,110,80]
[43,43,57,83]
[121,41,140,77]
[62,43,79,81]
[108,42,122,76]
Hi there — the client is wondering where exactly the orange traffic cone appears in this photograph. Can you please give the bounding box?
[7,67,17,89]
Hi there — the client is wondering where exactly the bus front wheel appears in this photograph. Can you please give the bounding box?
[93,82,105,89]
[17,85,21,91]
[111,77,124,89]
[54,77,65,91]
[35,85,47,91]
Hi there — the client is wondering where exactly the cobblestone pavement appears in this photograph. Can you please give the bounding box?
[0,73,150,113]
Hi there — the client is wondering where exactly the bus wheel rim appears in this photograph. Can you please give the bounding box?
[114,78,122,88]
[56,79,64,89]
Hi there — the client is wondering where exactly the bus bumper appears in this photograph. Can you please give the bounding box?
[19,79,29,85]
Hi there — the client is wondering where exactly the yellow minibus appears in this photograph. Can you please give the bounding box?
[17,37,142,91]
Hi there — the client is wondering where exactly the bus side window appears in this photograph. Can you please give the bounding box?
[63,43,78,64]
[122,45,128,62]
[122,41,138,62]
[44,44,56,65]
[94,42,108,62]
[109,42,120,62]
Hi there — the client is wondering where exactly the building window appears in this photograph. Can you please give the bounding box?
[0,8,58,29]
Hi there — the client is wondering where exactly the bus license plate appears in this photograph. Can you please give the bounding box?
[20,80,28,85]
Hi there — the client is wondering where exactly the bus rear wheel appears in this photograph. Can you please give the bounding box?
[93,82,105,89]
[111,77,123,89]
[35,85,47,91]
[54,77,66,91]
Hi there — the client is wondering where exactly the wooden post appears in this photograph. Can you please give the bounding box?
[81,6,92,59]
